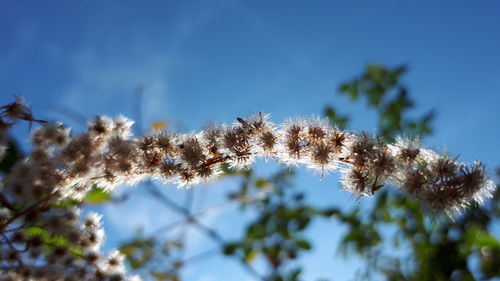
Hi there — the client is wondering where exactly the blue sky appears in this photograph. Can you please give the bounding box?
[1,0,500,280]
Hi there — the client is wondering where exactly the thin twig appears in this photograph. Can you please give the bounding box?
[0,193,14,211]
[145,182,266,281]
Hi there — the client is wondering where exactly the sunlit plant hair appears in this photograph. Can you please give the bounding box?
[0,98,496,280]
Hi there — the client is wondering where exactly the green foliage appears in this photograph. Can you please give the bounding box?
[222,168,335,280]
[335,64,434,141]
[119,229,184,281]
[120,231,156,270]
[24,225,84,255]
[48,186,112,209]
[0,139,23,174]
[84,187,112,204]
[323,107,349,130]
[329,64,500,281]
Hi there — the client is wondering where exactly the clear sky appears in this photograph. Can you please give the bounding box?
[1,1,500,280]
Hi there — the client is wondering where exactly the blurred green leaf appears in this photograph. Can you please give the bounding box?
[245,249,258,263]
[50,198,81,208]
[255,178,271,189]
[84,186,111,204]
[120,236,156,269]
[24,226,83,255]
[339,81,359,100]
[150,271,169,281]
[295,239,312,250]
[223,242,240,255]
[0,140,23,173]
[324,107,349,129]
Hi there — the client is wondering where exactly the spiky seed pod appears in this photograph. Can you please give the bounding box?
[0,98,497,280]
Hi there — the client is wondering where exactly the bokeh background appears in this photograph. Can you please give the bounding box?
[1,1,500,280]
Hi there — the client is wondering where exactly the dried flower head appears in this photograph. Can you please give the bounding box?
[0,97,496,280]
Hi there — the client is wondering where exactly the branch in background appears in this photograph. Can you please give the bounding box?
[144,182,266,281]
